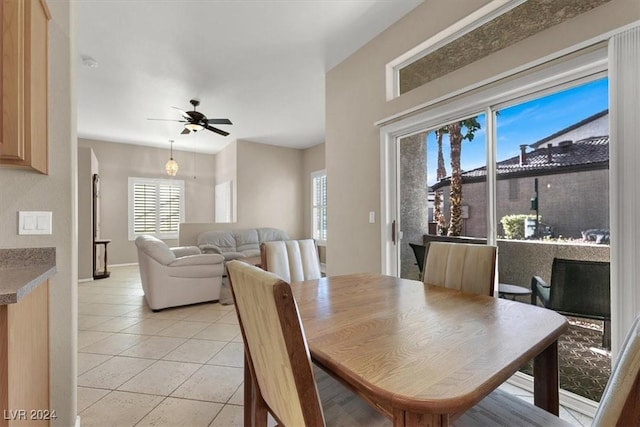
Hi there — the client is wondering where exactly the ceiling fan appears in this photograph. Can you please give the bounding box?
[148,99,232,136]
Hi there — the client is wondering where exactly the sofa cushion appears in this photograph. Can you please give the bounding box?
[197,231,237,253]
[234,229,259,253]
[135,235,175,265]
[169,253,224,267]
[221,252,249,261]
[199,244,222,255]
[258,227,289,243]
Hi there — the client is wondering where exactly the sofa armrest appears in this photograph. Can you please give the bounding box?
[171,246,201,257]
[169,254,224,267]
[199,244,223,255]
[222,252,248,261]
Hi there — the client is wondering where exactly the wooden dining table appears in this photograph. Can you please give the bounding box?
[288,273,568,427]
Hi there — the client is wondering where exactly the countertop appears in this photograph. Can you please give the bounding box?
[0,247,56,304]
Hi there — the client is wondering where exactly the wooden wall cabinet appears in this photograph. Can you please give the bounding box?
[0,0,50,174]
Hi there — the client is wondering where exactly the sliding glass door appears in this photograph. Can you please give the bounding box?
[387,63,610,405]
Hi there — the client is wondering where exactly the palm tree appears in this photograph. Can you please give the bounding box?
[443,117,481,236]
[433,128,447,234]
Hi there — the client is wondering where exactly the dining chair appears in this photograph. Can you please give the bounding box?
[456,314,640,426]
[409,243,426,280]
[260,239,322,282]
[422,241,497,296]
[531,258,611,348]
[226,260,389,427]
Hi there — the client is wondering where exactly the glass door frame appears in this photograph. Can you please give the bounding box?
[379,47,608,411]
[380,46,606,277]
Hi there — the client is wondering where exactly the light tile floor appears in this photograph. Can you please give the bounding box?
[78,265,593,426]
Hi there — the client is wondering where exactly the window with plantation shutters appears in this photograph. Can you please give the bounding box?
[128,177,185,240]
[311,170,327,243]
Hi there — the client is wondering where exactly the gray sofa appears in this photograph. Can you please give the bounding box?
[197,227,289,264]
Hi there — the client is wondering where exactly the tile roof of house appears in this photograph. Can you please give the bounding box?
[432,136,609,189]
[529,109,608,149]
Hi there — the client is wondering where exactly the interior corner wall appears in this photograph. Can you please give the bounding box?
[77,147,98,280]
[214,140,238,222]
[302,143,325,238]
[235,140,304,238]
[78,139,217,265]
[0,0,76,424]
[325,0,639,275]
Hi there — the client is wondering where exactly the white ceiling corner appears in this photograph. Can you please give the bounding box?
[76,0,423,154]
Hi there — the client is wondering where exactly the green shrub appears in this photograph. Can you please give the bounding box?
[500,214,538,240]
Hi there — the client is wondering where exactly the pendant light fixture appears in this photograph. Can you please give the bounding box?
[165,140,179,176]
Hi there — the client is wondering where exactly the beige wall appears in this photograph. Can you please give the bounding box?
[78,137,311,265]
[235,140,304,238]
[0,1,76,424]
[214,140,238,222]
[78,147,98,280]
[325,0,640,275]
[78,139,217,265]
[302,143,325,238]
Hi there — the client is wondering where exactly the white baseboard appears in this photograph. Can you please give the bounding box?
[108,262,138,268]
[507,372,598,417]
[78,278,93,283]
[75,415,81,427]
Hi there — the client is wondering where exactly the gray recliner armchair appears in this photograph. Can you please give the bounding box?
[135,235,225,311]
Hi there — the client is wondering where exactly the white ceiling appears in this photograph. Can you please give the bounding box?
[76,0,423,154]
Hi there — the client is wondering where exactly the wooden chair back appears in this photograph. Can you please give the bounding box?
[423,241,497,296]
[261,239,321,282]
[226,260,325,427]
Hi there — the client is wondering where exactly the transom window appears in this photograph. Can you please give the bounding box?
[128,177,185,240]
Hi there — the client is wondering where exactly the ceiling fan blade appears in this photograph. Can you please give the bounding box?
[204,124,229,137]
[181,128,191,135]
[172,106,191,120]
[147,118,187,123]
[207,118,232,125]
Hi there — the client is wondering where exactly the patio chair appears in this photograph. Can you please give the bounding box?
[455,314,640,426]
[226,260,389,427]
[409,243,426,280]
[423,241,497,296]
[531,258,611,348]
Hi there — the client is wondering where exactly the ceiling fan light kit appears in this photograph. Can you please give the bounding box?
[165,140,179,176]
[185,123,203,132]
[148,99,232,137]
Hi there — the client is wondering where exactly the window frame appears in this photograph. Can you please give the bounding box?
[128,177,185,241]
[311,169,327,245]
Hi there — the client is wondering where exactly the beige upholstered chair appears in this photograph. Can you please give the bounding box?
[135,235,225,310]
[226,261,389,427]
[422,241,497,296]
[260,239,321,282]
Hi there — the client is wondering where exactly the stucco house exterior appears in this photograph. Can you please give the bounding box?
[432,110,609,239]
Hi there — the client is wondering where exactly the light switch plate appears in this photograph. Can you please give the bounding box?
[18,211,52,235]
[368,211,375,223]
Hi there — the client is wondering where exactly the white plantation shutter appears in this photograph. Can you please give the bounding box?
[128,178,184,240]
[311,171,327,242]
[158,183,181,233]
[133,183,158,234]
